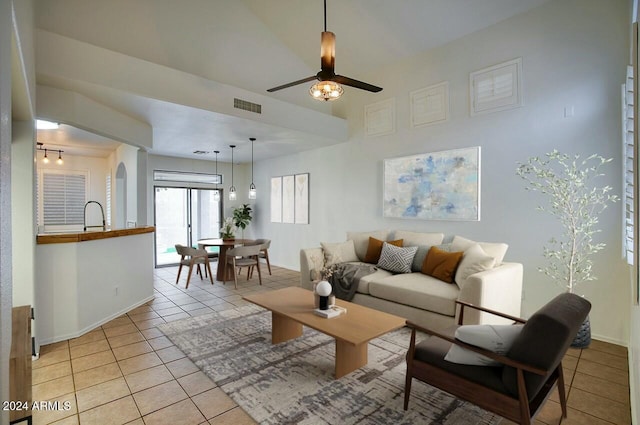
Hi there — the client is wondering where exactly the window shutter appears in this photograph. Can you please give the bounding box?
[42,172,87,225]
[470,58,522,116]
[623,65,635,265]
[106,174,112,226]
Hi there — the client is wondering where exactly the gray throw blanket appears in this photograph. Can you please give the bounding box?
[329,263,377,301]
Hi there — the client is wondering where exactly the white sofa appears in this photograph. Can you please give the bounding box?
[299,230,523,330]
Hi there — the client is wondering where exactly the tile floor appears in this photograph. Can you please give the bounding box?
[32,264,631,425]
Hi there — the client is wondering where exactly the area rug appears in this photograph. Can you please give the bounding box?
[158,306,501,425]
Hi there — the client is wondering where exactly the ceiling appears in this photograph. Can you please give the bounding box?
[33,0,551,163]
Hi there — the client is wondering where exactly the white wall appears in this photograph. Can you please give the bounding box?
[1,1,13,419]
[12,121,35,308]
[252,0,630,344]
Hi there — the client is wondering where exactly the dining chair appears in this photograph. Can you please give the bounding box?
[224,244,262,289]
[246,239,271,279]
[253,238,272,275]
[197,243,219,278]
[175,244,214,288]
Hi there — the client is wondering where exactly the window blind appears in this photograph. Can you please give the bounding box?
[623,65,635,265]
[42,172,87,225]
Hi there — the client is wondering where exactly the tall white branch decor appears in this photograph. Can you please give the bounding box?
[516,150,618,294]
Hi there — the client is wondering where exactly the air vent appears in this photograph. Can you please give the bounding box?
[193,150,209,155]
[234,98,262,114]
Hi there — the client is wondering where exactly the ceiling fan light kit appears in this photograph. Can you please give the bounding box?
[267,0,382,100]
[310,80,343,101]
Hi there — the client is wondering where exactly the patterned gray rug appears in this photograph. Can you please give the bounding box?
[158,306,501,425]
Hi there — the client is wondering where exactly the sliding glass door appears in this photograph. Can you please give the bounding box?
[154,186,222,266]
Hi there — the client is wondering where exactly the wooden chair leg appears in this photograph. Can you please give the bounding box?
[205,260,214,285]
[404,374,413,410]
[557,365,568,418]
[233,258,239,289]
[264,250,272,275]
[186,264,195,289]
[196,264,203,279]
[176,263,183,284]
[256,260,262,285]
[246,265,251,280]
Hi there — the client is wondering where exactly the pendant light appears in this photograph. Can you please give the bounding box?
[43,149,50,164]
[248,137,256,199]
[229,145,237,201]
[213,150,220,202]
[56,150,64,165]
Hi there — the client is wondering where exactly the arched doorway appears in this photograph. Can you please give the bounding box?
[115,162,127,229]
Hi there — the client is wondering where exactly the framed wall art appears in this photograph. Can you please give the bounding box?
[383,147,481,221]
[271,173,310,224]
[270,177,282,223]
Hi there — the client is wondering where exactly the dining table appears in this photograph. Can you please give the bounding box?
[197,238,256,282]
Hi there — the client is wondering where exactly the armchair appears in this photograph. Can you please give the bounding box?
[404,293,591,425]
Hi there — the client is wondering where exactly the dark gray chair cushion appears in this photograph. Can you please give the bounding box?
[414,326,509,395]
[502,293,591,399]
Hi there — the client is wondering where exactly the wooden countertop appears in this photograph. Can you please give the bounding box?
[37,226,155,244]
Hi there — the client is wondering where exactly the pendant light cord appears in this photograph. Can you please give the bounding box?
[324,0,327,32]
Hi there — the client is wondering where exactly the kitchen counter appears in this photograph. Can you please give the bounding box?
[35,226,155,345]
[36,226,155,244]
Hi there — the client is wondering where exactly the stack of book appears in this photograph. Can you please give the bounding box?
[314,305,347,318]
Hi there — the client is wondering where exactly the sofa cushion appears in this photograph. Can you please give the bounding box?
[377,243,418,274]
[354,266,394,294]
[321,240,359,266]
[411,243,452,272]
[347,230,390,261]
[368,273,460,316]
[421,246,464,283]
[393,230,444,247]
[455,244,497,287]
[364,237,403,264]
[451,236,508,264]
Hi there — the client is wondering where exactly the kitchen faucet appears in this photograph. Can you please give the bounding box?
[83,201,106,231]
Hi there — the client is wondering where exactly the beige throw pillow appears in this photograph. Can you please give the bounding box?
[346,230,390,261]
[451,235,508,264]
[455,244,497,287]
[321,240,359,266]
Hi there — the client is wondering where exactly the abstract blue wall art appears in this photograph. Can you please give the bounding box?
[383,147,480,221]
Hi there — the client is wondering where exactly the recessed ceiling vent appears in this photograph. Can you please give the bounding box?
[193,150,209,155]
[234,98,262,114]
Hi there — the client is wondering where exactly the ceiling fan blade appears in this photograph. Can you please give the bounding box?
[267,76,318,92]
[320,31,335,71]
[334,75,383,93]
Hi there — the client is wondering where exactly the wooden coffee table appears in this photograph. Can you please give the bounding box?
[243,287,406,378]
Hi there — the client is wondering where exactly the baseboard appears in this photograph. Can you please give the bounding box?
[591,333,628,347]
[36,295,155,348]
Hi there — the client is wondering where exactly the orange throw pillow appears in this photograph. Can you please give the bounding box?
[364,237,403,263]
[422,246,464,283]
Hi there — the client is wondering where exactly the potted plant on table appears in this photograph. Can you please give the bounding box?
[233,204,252,241]
[516,150,618,347]
[220,217,235,241]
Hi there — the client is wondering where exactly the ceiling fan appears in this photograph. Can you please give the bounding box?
[267,0,383,101]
